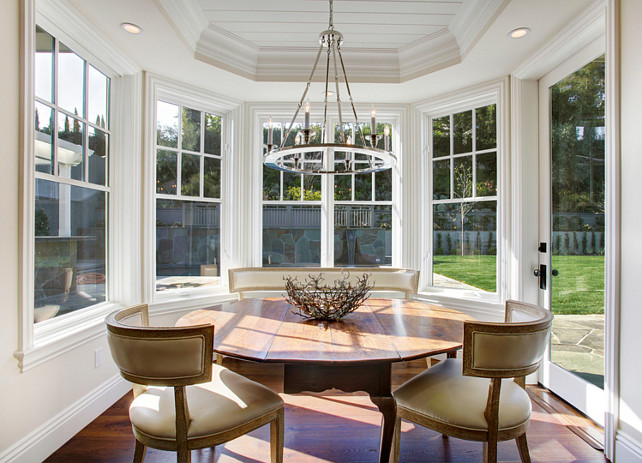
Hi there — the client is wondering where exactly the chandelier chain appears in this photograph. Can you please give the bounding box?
[263,0,396,175]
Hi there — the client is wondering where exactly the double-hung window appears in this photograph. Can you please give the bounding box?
[153,99,223,293]
[33,26,111,322]
[261,115,395,267]
[428,102,500,294]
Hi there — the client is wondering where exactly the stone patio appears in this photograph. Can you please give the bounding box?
[551,314,605,388]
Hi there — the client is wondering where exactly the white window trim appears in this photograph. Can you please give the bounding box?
[413,78,509,310]
[248,103,407,269]
[144,74,241,304]
[17,0,142,371]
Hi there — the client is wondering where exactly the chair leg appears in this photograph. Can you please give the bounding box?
[216,354,224,365]
[133,440,146,463]
[516,433,532,463]
[483,441,497,463]
[389,415,402,463]
[177,448,191,463]
[271,408,285,463]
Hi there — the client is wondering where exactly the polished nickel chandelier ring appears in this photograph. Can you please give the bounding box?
[263,0,396,175]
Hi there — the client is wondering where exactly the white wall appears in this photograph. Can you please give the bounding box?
[617,0,642,459]
[0,2,129,461]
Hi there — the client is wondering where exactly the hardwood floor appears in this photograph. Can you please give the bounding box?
[46,358,608,463]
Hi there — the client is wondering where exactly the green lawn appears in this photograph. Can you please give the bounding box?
[433,255,605,314]
[433,255,497,293]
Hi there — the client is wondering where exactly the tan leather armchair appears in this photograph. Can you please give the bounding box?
[389,300,553,463]
[106,304,285,463]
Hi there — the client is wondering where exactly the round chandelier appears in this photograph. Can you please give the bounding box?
[263,0,396,175]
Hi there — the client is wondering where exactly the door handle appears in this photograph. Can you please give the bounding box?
[533,264,547,290]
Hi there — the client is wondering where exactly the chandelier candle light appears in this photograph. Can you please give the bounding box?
[263,0,396,175]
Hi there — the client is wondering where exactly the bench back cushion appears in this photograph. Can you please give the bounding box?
[229,267,419,298]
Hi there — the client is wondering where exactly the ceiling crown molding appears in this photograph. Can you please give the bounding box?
[157,0,508,83]
[155,0,208,50]
[450,0,511,57]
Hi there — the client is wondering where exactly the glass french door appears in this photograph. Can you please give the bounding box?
[538,49,606,425]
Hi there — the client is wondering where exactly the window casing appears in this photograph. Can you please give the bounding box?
[261,116,395,268]
[149,83,233,299]
[420,82,507,302]
[33,25,111,322]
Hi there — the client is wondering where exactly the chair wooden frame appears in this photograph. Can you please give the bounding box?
[106,305,284,463]
[390,300,553,463]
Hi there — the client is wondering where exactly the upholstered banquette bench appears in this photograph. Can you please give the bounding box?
[228,267,420,300]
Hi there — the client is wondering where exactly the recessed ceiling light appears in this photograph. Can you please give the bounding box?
[508,27,530,39]
[120,22,143,35]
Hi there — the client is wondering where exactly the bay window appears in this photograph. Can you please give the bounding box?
[262,117,396,268]
[428,101,500,294]
[153,99,223,292]
[33,26,110,322]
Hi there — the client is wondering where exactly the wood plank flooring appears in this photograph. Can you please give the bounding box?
[45,358,609,463]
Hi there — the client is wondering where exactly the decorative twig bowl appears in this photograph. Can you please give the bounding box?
[284,272,373,322]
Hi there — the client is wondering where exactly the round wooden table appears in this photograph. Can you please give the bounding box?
[177,297,470,463]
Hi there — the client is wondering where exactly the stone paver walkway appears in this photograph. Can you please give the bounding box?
[551,314,604,388]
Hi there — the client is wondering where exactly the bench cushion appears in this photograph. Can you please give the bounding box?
[229,267,419,296]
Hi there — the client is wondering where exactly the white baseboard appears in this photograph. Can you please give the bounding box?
[0,375,130,463]
[616,431,642,462]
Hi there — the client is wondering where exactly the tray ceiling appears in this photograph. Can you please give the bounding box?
[157,0,509,82]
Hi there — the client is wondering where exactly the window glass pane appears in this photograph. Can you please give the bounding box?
[263,205,321,266]
[57,113,84,181]
[334,205,392,267]
[354,173,372,201]
[284,123,302,146]
[88,127,108,186]
[35,102,54,174]
[453,110,472,154]
[157,150,177,194]
[34,179,107,321]
[58,43,85,118]
[35,27,54,103]
[432,201,496,292]
[204,157,220,198]
[181,107,201,152]
[476,104,496,151]
[283,172,301,200]
[204,114,221,155]
[432,115,450,158]
[157,101,179,148]
[181,153,200,196]
[156,199,220,291]
[433,159,450,200]
[453,156,472,198]
[302,175,321,201]
[263,166,280,200]
[375,169,392,201]
[476,152,497,197]
[88,65,109,129]
[334,175,352,201]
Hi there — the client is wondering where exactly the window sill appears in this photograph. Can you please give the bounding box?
[15,302,123,372]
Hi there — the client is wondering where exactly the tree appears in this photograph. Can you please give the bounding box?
[453,163,473,255]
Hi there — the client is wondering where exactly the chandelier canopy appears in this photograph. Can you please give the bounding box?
[263,0,396,175]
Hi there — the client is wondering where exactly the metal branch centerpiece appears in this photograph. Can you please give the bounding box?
[284,272,373,322]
